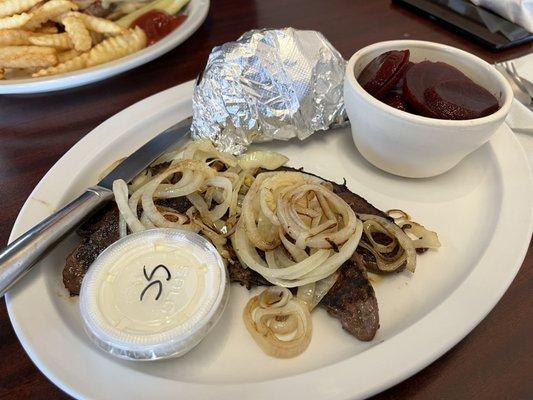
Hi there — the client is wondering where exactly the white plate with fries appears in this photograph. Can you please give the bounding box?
[0,0,209,93]
[5,81,533,399]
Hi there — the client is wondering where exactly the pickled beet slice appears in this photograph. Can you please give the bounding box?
[403,61,472,117]
[383,92,410,112]
[391,61,414,93]
[358,50,410,99]
[423,80,499,120]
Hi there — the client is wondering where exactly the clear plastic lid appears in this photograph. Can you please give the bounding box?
[79,228,228,361]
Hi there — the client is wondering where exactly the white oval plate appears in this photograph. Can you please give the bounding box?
[0,1,209,94]
[6,81,533,399]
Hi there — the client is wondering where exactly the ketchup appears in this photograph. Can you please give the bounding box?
[131,11,187,45]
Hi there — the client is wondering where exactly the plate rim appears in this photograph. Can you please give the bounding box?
[0,0,210,94]
[6,80,533,400]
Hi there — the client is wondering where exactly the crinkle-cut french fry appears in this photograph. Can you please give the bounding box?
[85,26,146,67]
[62,15,90,51]
[65,11,123,35]
[32,50,86,76]
[56,47,79,63]
[0,0,42,18]
[0,29,33,45]
[29,32,72,49]
[33,27,146,77]
[0,45,57,68]
[23,0,77,29]
[0,13,31,29]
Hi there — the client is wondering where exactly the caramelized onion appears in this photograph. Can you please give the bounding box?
[237,150,289,170]
[359,214,416,272]
[113,179,144,233]
[387,209,441,250]
[297,271,339,311]
[402,221,441,249]
[243,287,312,358]
[232,220,361,287]
[234,170,362,286]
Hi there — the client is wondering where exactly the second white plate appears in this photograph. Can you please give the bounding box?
[6,80,533,399]
[0,0,209,94]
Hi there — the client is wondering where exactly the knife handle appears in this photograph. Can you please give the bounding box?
[0,186,113,297]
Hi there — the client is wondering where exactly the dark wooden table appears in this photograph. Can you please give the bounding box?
[1,0,532,399]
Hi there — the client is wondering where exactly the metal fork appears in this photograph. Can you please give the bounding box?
[498,61,533,107]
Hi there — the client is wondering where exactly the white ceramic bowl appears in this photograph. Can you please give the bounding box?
[344,40,513,178]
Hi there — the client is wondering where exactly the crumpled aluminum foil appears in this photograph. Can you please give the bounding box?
[191,27,347,154]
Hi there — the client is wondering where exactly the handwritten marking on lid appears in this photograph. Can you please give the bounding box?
[140,264,172,301]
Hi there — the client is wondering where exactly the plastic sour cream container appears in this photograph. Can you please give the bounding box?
[79,228,228,361]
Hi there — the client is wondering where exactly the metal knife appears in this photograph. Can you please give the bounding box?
[0,116,193,297]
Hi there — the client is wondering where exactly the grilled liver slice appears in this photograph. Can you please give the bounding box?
[320,255,379,341]
[62,166,381,341]
[63,204,119,295]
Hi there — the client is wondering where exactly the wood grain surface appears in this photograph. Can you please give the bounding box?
[0,0,531,399]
